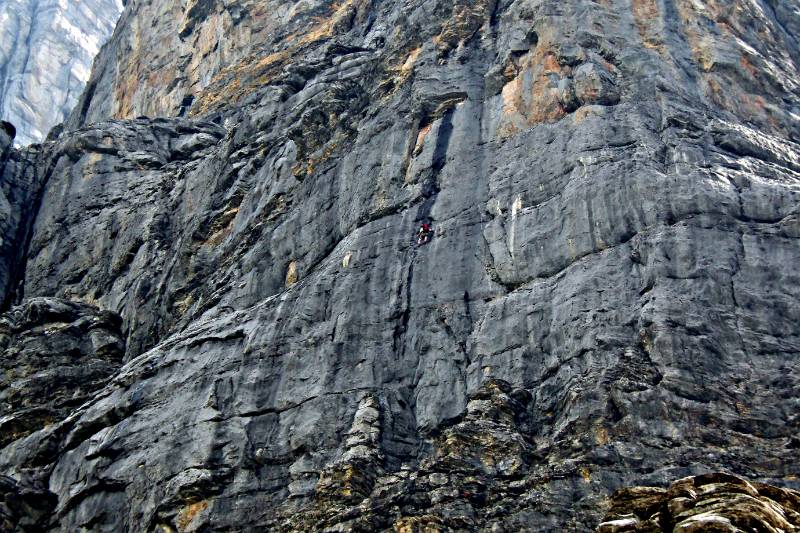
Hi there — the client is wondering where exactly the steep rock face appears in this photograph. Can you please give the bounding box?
[0,0,799,531]
[0,128,43,307]
[0,0,122,145]
[67,0,385,126]
[20,119,226,356]
[68,0,800,142]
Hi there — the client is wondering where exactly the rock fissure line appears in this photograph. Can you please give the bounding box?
[3,153,56,311]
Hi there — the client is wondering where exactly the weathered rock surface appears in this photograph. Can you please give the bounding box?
[0,298,123,532]
[0,0,799,531]
[597,472,800,532]
[0,128,43,308]
[269,380,562,532]
[0,297,124,448]
[0,0,122,146]
[20,118,226,356]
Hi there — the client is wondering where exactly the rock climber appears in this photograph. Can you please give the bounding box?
[416,222,432,245]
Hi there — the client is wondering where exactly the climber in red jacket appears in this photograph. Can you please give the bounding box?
[417,222,432,245]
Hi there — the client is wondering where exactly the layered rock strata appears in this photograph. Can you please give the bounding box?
[597,472,800,532]
[0,0,798,531]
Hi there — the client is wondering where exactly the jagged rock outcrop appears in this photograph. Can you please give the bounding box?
[271,380,541,532]
[0,298,124,448]
[0,0,122,145]
[597,472,800,532]
[0,298,123,532]
[0,0,799,531]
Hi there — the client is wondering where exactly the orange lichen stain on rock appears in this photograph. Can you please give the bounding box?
[376,45,424,99]
[298,0,360,45]
[204,207,240,247]
[285,260,299,286]
[192,48,290,115]
[254,42,289,74]
[106,0,215,119]
[706,76,724,102]
[595,426,610,445]
[316,461,378,503]
[675,0,784,134]
[694,43,718,73]
[111,23,143,119]
[580,466,592,483]
[114,73,138,119]
[573,105,599,125]
[146,66,177,93]
[375,191,389,211]
[400,47,423,76]
[173,293,195,317]
[332,465,357,498]
[435,0,496,56]
[631,0,666,54]
[497,49,567,139]
[176,500,209,531]
[675,0,725,73]
[541,53,562,74]
[744,93,780,130]
[186,12,228,74]
[705,74,775,128]
[740,54,760,79]
[500,74,523,115]
[82,153,104,179]
[639,329,654,354]
[735,401,751,416]
[394,516,446,533]
[193,0,362,115]
[413,123,432,157]
[293,137,342,178]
